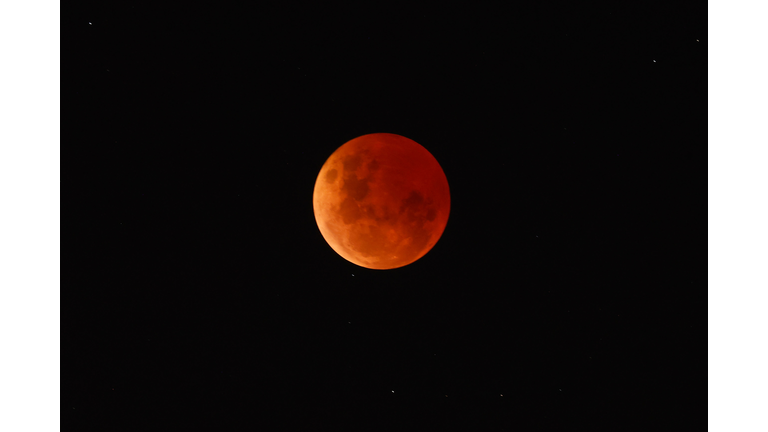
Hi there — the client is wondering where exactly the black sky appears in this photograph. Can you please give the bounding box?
[69,3,704,429]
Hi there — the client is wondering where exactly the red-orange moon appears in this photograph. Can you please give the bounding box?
[313,133,450,270]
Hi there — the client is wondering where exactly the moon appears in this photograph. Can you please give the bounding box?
[313,133,450,270]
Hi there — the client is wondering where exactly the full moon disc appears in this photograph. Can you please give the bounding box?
[313,133,450,269]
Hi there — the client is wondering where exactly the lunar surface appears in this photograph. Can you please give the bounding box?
[313,133,450,269]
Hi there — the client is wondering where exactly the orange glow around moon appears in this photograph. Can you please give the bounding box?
[313,133,450,270]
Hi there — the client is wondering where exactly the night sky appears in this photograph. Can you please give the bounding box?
[69,4,704,429]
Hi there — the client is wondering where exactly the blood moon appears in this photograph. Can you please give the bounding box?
[313,133,450,270]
